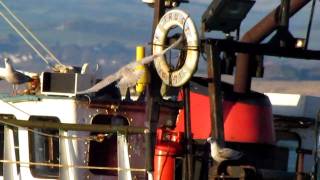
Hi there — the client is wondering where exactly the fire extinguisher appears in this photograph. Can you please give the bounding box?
[154,128,183,180]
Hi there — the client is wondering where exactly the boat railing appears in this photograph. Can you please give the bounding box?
[0,114,150,179]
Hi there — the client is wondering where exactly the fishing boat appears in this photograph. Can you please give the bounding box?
[0,0,320,179]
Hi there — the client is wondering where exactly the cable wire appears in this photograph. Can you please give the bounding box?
[305,0,317,49]
[0,12,53,67]
[0,0,63,65]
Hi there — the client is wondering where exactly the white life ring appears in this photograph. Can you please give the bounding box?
[153,9,199,87]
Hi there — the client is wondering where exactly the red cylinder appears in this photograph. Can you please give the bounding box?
[154,129,183,180]
[223,93,275,144]
[154,144,178,180]
[175,91,275,144]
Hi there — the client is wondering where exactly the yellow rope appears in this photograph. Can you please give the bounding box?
[0,1,63,65]
[0,12,52,67]
[0,159,146,172]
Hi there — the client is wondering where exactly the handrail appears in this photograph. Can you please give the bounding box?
[0,116,148,134]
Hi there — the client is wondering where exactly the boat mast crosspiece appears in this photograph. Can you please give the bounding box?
[153,9,199,87]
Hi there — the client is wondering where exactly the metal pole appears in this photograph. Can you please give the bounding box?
[145,0,166,176]
[145,96,160,177]
[205,43,225,147]
[0,117,147,134]
[204,39,320,60]
[183,83,193,180]
[296,152,304,180]
[279,0,290,47]
[152,0,165,39]
[144,129,152,175]
[314,111,320,179]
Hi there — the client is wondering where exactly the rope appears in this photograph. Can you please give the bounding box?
[0,159,146,172]
[0,12,53,67]
[0,0,63,65]
[152,43,198,51]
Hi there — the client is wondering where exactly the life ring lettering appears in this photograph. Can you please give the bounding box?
[153,9,199,87]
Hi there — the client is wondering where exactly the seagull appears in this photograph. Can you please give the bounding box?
[1,57,32,94]
[207,137,243,163]
[77,35,184,95]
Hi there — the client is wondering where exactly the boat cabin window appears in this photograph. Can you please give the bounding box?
[89,114,129,175]
[28,116,60,178]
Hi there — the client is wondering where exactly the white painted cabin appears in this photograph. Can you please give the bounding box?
[0,72,175,180]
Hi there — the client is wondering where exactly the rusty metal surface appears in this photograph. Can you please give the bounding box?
[205,39,320,59]
[234,0,311,93]
[183,83,194,180]
[205,43,225,147]
[296,153,305,180]
[145,0,166,173]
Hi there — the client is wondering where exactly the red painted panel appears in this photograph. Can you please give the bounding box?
[175,92,275,144]
[175,92,211,139]
[223,100,275,144]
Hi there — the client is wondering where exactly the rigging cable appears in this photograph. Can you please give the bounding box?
[304,0,317,49]
[0,12,53,67]
[0,1,63,65]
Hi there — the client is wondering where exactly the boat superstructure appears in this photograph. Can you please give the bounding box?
[0,0,320,179]
[0,71,178,179]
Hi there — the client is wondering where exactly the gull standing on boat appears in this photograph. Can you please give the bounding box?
[207,137,243,163]
[0,57,32,94]
[78,35,184,94]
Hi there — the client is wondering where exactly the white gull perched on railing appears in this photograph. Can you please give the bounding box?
[77,35,184,95]
[0,58,32,94]
[207,137,243,163]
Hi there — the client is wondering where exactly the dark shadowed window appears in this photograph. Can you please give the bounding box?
[88,114,129,175]
[28,116,60,178]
